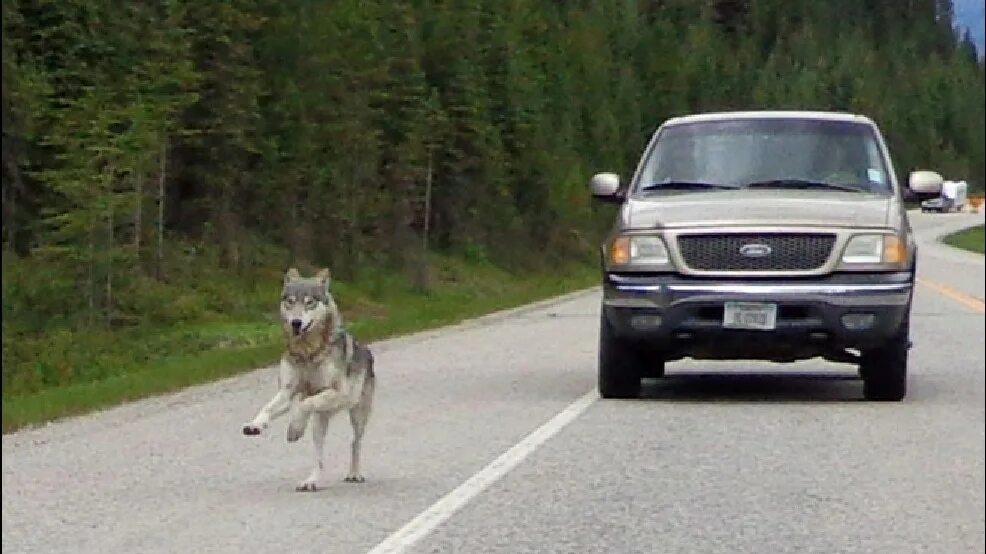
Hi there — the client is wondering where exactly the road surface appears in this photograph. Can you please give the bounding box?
[3,211,984,554]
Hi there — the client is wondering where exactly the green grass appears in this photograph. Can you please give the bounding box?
[2,255,597,432]
[943,225,985,254]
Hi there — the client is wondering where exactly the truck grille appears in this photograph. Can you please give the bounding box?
[676,233,836,271]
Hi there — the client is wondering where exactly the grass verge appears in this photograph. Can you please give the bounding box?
[943,224,985,254]
[2,256,597,433]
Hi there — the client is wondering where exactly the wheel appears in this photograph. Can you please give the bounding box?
[644,358,666,379]
[860,311,910,401]
[598,311,644,399]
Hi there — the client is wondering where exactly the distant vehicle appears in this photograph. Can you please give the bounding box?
[590,110,944,402]
[921,180,968,213]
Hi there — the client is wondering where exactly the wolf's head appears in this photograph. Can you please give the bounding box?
[280,267,340,340]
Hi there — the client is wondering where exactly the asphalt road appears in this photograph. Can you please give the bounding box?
[3,211,984,554]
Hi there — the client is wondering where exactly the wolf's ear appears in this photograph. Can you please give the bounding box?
[284,267,301,284]
[314,267,331,288]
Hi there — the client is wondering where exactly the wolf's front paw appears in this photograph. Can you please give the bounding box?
[296,466,323,491]
[242,423,265,436]
[295,479,319,492]
[343,473,366,484]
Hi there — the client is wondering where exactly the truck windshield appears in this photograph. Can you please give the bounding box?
[634,118,892,195]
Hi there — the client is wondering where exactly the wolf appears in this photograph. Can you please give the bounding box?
[242,267,375,491]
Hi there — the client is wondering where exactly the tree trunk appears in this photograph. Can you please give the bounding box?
[2,95,24,252]
[156,138,167,280]
[134,171,143,267]
[347,167,360,273]
[423,149,433,251]
[106,200,113,329]
[2,177,14,251]
[288,188,298,260]
[88,220,96,325]
[288,187,313,265]
[218,184,240,269]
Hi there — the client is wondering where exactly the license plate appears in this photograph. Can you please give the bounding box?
[723,302,777,330]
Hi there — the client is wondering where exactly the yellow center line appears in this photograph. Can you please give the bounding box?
[916,278,986,313]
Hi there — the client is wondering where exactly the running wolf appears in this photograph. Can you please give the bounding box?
[242,267,375,491]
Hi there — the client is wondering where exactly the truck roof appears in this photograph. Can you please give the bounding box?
[662,110,876,127]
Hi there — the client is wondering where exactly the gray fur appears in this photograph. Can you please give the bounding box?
[282,280,330,304]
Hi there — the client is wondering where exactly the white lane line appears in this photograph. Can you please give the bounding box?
[366,389,599,554]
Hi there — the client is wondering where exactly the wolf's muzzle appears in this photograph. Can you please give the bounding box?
[291,319,303,335]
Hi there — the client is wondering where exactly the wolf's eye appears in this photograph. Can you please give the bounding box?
[304,296,317,308]
[283,296,296,306]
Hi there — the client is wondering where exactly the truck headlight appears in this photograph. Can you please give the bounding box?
[841,234,906,266]
[609,235,670,266]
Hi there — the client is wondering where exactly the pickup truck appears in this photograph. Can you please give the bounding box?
[590,111,943,401]
[921,180,968,213]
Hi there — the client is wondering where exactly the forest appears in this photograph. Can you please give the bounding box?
[2,0,984,409]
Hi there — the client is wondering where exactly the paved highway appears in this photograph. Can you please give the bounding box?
[3,211,984,554]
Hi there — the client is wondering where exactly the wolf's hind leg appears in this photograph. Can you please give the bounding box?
[344,380,374,483]
[296,412,330,492]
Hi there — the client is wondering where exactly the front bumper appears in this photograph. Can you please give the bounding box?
[603,272,913,362]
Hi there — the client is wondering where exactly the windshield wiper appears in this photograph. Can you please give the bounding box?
[741,179,864,192]
[637,181,739,192]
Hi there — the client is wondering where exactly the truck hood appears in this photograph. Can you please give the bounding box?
[621,189,894,230]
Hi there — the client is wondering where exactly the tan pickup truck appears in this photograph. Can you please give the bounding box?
[590,111,944,401]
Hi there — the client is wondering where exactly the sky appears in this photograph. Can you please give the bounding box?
[953,0,985,56]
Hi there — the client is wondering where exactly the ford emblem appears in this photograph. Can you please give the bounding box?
[739,243,772,258]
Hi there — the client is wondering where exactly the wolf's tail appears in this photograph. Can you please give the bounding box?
[358,345,375,411]
[366,348,375,379]
[351,341,375,379]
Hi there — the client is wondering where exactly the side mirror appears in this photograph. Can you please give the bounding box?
[908,170,943,196]
[590,172,623,203]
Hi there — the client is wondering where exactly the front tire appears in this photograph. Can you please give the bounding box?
[598,312,644,399]
[860,312,910,401]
